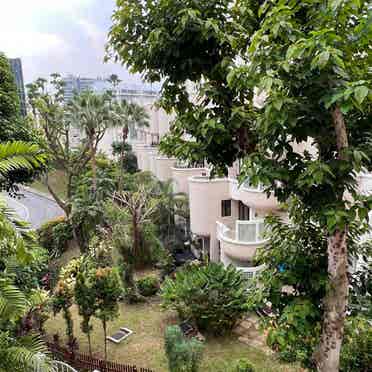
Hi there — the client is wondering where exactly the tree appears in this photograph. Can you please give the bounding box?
[108,1,372,370]
[111,100,149,191]
[92,267,121,361]
[112,184,161,267]
[74,261,97,357]
[27,75,92,217]
[69,90,116,192]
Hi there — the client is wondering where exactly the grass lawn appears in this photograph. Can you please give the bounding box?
[45,298,304,372]
[31,169,68,199]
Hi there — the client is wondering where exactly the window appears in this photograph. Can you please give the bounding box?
[221,200,231,217]
[239,201,250,220]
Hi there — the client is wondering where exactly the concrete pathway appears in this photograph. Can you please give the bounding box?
[1,187,64,229]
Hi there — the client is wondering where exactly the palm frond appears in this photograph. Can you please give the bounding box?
[6,334,53,372]
[0,141,47,177]
[0,281,28,321]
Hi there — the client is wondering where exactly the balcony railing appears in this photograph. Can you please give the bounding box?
[217,220,267,244]
[238,264,266,280]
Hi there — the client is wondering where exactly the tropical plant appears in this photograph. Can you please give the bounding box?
[164,325,204,372]
[93,267,122,361]
[108,1,372,370]
[0,53,42,191]
[68,90,117,192]
[161,263,248,333]
[136,275,160,297]
[111,100,148,191]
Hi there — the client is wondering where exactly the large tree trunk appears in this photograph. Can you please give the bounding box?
[315,229,349,371]
[314,106,349,372]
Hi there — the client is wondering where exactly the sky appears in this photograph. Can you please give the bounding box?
[0,0,143,84]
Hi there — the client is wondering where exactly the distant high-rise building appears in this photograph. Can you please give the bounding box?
[9,58,27,116]
[61,74,159,103]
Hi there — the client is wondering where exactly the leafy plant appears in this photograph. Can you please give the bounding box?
[164,325,204,372]
[340,316,372,372]
[37,216,73,258]
[137,275,160,297]
[161,263,248,334]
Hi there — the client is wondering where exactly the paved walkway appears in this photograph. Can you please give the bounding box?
[1,187,64,229]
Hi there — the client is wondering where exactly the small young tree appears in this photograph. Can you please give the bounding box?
[74,262,97,357]
[93,267,122,361]
[52,279,75,350]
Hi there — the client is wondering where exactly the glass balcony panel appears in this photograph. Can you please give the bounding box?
[237,222,257,242]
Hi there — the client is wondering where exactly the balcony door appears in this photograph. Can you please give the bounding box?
[238,201,250,221]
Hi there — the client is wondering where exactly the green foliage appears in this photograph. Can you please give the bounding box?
[161,263,248,334]
[37,216,73,258]
[340,316,372,372]
[113,142,138,174]
[231,359,255,372]
[137,275,160,297]
[0,53,20,124]
[164,325,204,372]
[74,259,97,355]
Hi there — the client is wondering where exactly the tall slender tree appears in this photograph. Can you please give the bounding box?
[108,1,372,371]
[68,91,115,192]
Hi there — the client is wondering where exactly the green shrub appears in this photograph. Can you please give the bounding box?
[137,276,160,297]
[161,263,248,334]
[232,359,255,372]
[37,216,73,258]
[340,316,372,372]
[164,325,204,372]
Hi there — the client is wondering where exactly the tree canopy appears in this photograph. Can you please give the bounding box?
[108,1,372,370]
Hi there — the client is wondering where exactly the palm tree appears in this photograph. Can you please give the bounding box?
[111,101,149,191]
[69,91,115,192]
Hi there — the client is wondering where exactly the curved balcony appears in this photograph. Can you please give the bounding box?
[216,220,268,262]
[230,179,278,211]
[171,162,208,194]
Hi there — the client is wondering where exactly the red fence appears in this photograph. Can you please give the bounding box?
[47,342,154,372]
